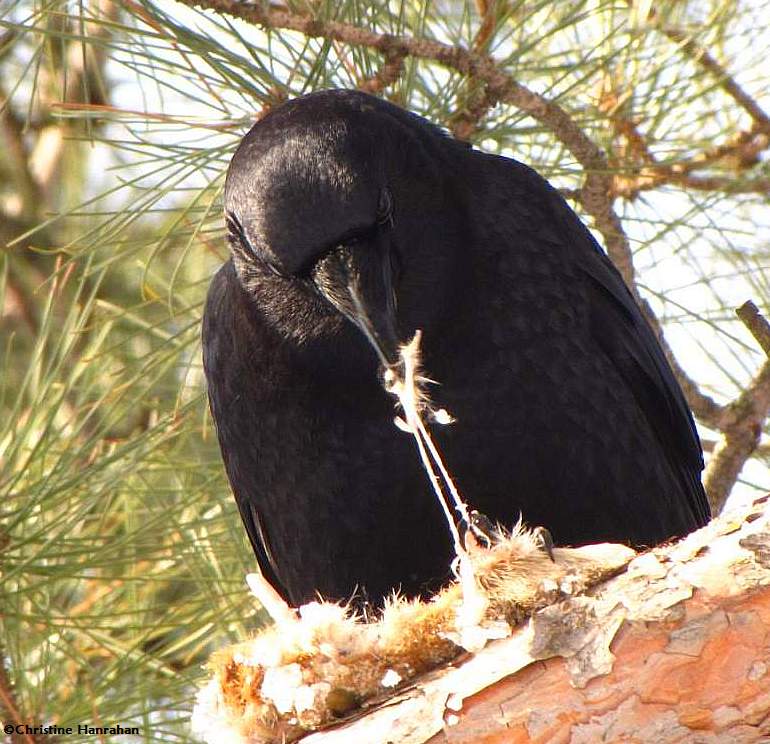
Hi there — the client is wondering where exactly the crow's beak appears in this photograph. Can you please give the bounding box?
[311,239,399,368]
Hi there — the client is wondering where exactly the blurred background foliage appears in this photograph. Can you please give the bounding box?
[1,0,768,740]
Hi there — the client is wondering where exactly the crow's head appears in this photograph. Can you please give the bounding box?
[224,90,469,373]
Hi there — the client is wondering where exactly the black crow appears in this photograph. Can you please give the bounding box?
[202,89,709,608]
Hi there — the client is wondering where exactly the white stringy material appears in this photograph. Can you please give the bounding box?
[384,331,489,648]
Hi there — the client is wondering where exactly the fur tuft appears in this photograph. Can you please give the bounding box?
[193,527,635,744]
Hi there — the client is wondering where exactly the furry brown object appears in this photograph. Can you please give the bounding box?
[192,526,635,744]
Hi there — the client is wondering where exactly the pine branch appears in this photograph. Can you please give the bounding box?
[592,4,770,200]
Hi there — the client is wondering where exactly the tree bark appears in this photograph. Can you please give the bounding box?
[304,495,770,744]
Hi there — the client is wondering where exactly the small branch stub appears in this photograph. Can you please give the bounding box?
[737,300,770,359]
[704,300,770,513]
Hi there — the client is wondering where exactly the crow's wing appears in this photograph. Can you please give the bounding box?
[202,260,290,600]
[537,172,710,527]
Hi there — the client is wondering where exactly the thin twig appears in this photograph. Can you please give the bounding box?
[655,24,770,131]
[704,302,770,512]
[606,3,770,200]
[471,0,498,52]
[639,0,770,130]
[357,49,407,95]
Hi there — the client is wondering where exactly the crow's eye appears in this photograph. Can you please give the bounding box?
[226,212,259,258]
[263,259,286,277]
[225,212,247,249]
[226,211,287,278]
[377,187,394,226]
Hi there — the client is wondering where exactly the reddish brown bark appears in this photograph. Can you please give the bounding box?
[426,589,770,743]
